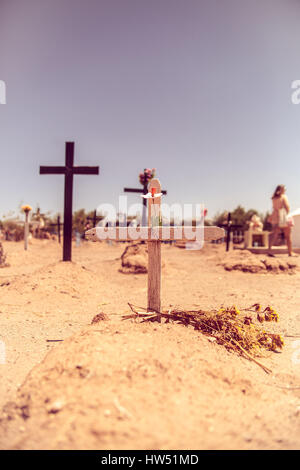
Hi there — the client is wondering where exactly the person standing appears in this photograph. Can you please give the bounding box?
[268,185,295,256]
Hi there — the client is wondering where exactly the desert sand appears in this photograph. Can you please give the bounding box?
[0,239,300,449]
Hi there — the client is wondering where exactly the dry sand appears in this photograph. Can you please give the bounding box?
[0,239,299,449]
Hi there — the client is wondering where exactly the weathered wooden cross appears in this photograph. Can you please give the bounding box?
[40,142,99,261]
[124,169,167,226]
[87,178,224,313]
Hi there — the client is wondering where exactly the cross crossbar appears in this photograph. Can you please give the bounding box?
[86,226,223,242]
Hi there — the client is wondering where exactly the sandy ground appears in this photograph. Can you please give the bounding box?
[0,239,299,449]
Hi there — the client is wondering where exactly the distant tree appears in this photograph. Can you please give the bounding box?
[213,206,263,230]
[2,221,24,241]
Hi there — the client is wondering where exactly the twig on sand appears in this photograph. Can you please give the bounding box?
[229,339,272,374]
[113,398,133,419]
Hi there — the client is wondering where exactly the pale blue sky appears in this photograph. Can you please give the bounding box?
[0,0,300,220]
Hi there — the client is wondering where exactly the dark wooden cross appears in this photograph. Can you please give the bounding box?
[40,142,99,261]
[124,169,167,226]
[219,213,242,251]
[87,209,103,228]
[50,215,63,244]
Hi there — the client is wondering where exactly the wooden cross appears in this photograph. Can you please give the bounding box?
[40,142,99,261]
[87,209,103,228]
[219,213,242,251]
[50,215,63,243]
[32,207,45,219]
[124,169,167,226]
[86,178,224,313]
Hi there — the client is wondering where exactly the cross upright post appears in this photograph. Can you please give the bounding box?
[40,142,99,261]
[147,178,162,313]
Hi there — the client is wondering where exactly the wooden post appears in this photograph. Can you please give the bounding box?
[63,142,74,261]
[142,172,148,226]
[226,212,231,252]
[147,178,162,313]
[24,211,29,251]
[57,215,61,244]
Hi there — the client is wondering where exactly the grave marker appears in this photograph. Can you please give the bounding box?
[87,209,103,228]
[50,215,63,243]
[219,213,242,251]
[40,142,99,261]
[86,178,224,313]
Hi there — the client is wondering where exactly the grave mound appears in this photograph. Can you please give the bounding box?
[119,242,148,274]
[222,250,299,273]
[0,319,296,450]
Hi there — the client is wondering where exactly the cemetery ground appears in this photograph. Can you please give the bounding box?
[0,239,300,449]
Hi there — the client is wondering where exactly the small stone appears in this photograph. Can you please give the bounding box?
[47,400,64,414]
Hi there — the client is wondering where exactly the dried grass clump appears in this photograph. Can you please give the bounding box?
[123,303,284,374]
[91,312,110,324]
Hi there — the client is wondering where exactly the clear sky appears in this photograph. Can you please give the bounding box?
[0,0,300,220]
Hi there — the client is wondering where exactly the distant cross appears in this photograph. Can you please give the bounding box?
[124,169,167,226]
[50,215,63,244]
[40,142,99,261]
[32,207,45,219]
[87,209,103,228]
[87,178,224,314]
[219,213,242,252]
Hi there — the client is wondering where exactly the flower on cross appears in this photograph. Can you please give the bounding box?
[139,168,156,186]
